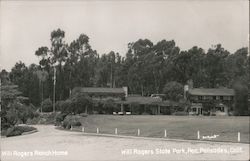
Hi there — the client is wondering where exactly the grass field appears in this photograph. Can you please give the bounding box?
[74,115,249,143]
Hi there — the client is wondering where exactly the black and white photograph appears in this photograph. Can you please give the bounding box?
[0,0,249,160]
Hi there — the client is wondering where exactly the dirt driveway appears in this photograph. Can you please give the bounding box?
[1,125,249,161]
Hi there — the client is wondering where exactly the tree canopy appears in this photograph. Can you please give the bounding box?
[1,28,249,115]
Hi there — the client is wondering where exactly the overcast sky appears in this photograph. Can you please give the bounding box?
[0,0,249,71]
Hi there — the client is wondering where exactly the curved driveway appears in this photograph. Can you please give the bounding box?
[1,125,249,161]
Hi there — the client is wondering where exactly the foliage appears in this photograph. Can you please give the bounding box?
[103,99,117,114]
[26,112,57,125]
[62,115,82,129]
[130,102,142,114]
[18,104,37,124]
[5,106,19,127]
[4,126,37,137]
[60,99,73,114]
[41,98,53,112]
[70,92,92,114]
[1,29,249,115]
[163,81,184,101]
[55,112,68,126]
[233,81,249,116]
[1,85,22,107]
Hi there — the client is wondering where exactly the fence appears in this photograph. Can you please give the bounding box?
[69,125,243,143]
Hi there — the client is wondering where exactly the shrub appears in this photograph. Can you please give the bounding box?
[72,121,82,126]
[60,99,72,114]
[62,115,82,129]
[6,127,22,137]
[6,107,19,126]
[26,117,40,125]
[27,112,57,125]
[55,113,68,126]
[41,98,53,112]
[70,93,92,114]
[55,101,64,111]
[15,126,36,133]
[18,104,37,124]
[5,126,36,137]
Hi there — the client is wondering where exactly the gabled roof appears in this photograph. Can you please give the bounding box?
[188,88,234,96]
[76,87,125,94]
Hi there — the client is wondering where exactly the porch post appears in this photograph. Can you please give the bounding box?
[121,103,124,113]
[158,105,161,115]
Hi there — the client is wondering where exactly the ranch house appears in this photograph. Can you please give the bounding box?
[73,87,177,115]
[186,88,235,116]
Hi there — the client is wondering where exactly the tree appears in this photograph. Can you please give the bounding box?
[233,81,249,115]
[18,104,36,124]
[204,44,230,88]
[1,85,22,108]
[163,81,183,101]
[103,99,117,114]
[36,70,49,106]
[225,47,249,87]
[0,69,10,84]
[71,92,92,114]
[41,98,53,112]
[172,46,205,86]
[59,99,73,114]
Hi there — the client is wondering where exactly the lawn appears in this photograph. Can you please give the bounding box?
[75,115,249,143]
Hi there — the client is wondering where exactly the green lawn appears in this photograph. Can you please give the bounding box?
[76,115,249,143]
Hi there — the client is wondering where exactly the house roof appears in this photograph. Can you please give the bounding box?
[188,88,235,96]
[118,95,162,105]
[75,87,125,94]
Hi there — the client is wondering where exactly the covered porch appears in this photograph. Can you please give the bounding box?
[117,96,177,115]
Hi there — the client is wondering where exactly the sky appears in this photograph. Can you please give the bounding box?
[0,0,249,71]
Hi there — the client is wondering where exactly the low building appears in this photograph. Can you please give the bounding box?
[72,87,177,115]
[186,88,235,115]
[72,87,127,101]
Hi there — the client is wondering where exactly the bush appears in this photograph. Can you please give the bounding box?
[5,107,19,126]
[6,127,22,137]
[41,98,53,112]
[5,126,36,137]
[72,121,82,126]
[15,126,36,133]
[18,104,37,124]
[62,115,82,129]
[55,101,64,111]
[60,99,72,114]
[70,93,92,114]
[27,112,57,125]
[55,113,68,126]
[26,117,40,125]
